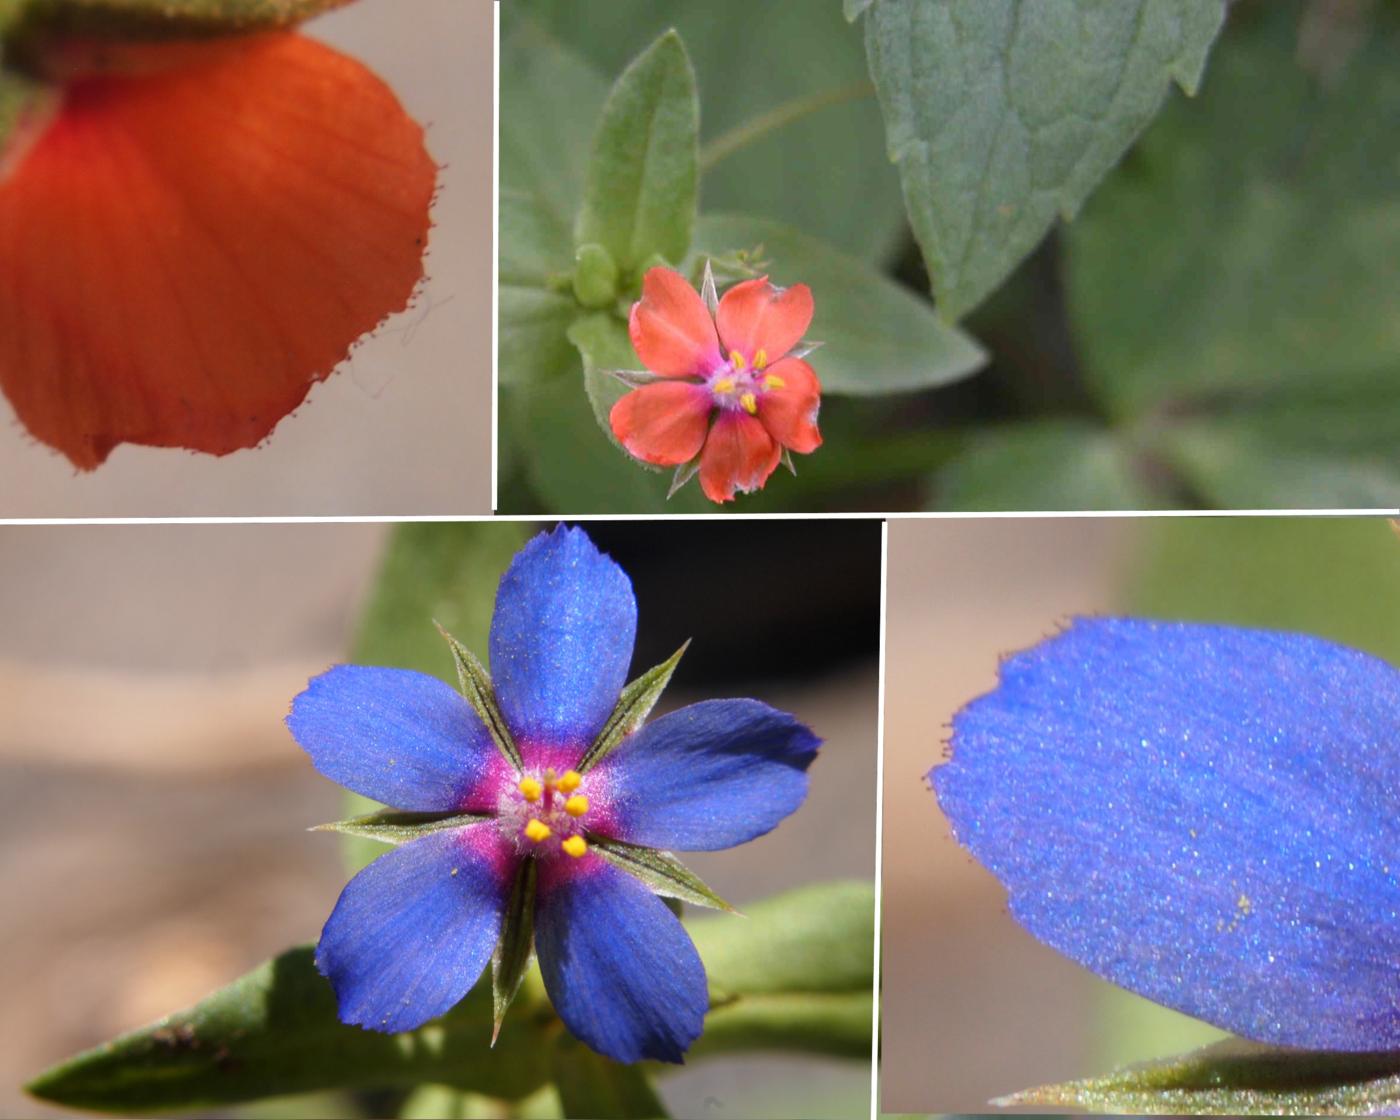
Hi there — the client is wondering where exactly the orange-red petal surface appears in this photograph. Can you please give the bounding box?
[698,411,780,504]
[715,277,813,365]
[0,32,435,469]
[627,267,722,379]
[757,357,822,454]
[608,380,711,467]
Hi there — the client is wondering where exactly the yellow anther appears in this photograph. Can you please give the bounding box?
[558,770,582,793]
[763,373,786,391]
[562,835,588,858]
[517,777,543,803]
[713,377,735,394]
[728,349,747,371]
[740,392,758,415]
[754,349,768,370]
[524,819,551,843]
[564,794,589,818]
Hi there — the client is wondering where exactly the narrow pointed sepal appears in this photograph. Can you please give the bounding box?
[310,808,490,846]
[667,459,701,499]
[435,622,523,772]
[491,858,537,1045]
[590,835,736,914]
[578,640,689,773]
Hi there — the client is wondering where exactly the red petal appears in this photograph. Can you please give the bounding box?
[627,267,721,379]
[757,357,822,454]
[0,33,435,469]
[698,412,780,504]
[608,381,712,466]
[715,277,813,364]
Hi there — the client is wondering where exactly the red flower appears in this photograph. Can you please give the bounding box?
[609,266,822,504]
[0,28,435,469]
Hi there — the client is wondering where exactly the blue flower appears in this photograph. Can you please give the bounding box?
[935,616,1400,1051]
[287,526,821,1064]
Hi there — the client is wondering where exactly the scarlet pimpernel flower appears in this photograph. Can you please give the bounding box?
[609,264,822,504]
[288,526,821,1063]
[0,2,435,468]
[936,617,1400,1050]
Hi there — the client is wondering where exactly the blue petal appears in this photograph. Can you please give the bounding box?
[490,526,637,753]
[595,699,820,851]
[534,857,707,1063]
[937,616,1400,1051]
[288,665,498,811]
[315,825,510,1033]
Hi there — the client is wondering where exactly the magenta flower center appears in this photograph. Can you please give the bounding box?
[496,767,591,861]
[705,348,785,415]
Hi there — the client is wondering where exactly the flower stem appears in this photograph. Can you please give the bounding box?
[699,80,876,174]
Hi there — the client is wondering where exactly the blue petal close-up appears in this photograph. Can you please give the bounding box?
[489,526,637,752]
[534,858,708,1064]
[288,665,496,811]
[315,825,508,1033]
[598,699,821,851]
[936,616,1400,1051]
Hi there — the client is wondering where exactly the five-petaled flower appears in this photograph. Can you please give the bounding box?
[0,9,435,468]
[288,526,821,1063]
[609,265,822,504]
[937,617,1400,1051]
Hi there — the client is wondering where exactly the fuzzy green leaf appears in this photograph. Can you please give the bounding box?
[693,213,986,395]
[578,641,688,773]
[863,0,1226,320]
[576,29,697,273]
[491,859,537,1044]
[435,624,522,773]
[1002,1038,1400,1116]
[551,1039,668,1120]
[311,808,490,846]
[590,836,733,914]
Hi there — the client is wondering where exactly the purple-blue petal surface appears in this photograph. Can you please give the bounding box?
[489,526,637,755]
[315,825,511,1033]
[288,665,498,811]
[595,699,820,851]
[534,856,707,1064]
[937,616,1400,1051]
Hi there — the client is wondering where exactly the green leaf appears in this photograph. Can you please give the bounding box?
[578,641,688,773]
[25,948,552,1114]
[1000,1037,1400,1116]
[568,312,649,460]
[311,808,490,846]
[435,623,523,773]
[590,836,733,914]
[576,29,697,274]
[550,1038,668,1120]
[514,0,907,264]
[5,0,348,42]
[1068,3,1400,420]
[500,286,580,389]
[843,0,874,20]
[492,859,537,1044]
[934,420,1167,510]
[693,213,987,395]
[862,0,1226,320]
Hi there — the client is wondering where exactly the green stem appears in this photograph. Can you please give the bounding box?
[699,80,876,173]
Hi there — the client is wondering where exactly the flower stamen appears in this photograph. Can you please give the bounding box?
[763,373,785,391]
[524,818,552,843]
[558,770,583,793]
[713,378,735,395]
[740,392,758,415]
[564,794,589,817]
[561,835,588,858]
[518,776,543,802]
[754,349,768,370]
[728,350,747,371]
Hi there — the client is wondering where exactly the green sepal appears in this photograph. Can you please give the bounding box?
[491,858,537,1045]
[590,835,734,914]
[4,0,349,45]
[577,639,688,773]
[310,808,490,847]
[435,622,523,773]
[551,1036,669,1120]
[571,242,619,310]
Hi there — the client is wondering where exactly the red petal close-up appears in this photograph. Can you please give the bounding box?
[756,357,822,455]
[608,379,712,467]
[0,31,436,470]
[698,411,781,504]
[627,267,722,379]
[715,276,814,365]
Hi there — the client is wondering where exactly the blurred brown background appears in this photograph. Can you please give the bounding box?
[0,520,879,1120]
[0,0,493,518]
